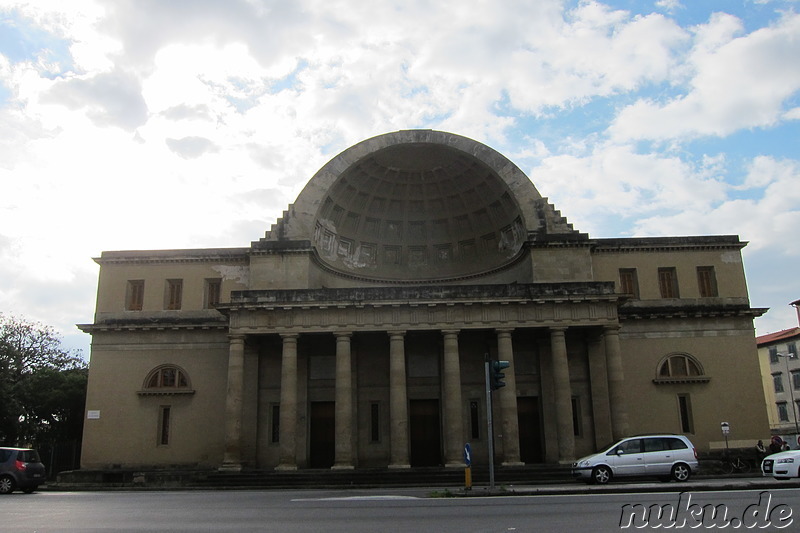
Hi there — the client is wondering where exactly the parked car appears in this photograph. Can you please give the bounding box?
[0,447,46,494]
[761,450,800,480]
[572,434,699,484]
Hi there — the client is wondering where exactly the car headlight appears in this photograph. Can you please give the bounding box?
[777,458,795,464]
[577,460,591,467]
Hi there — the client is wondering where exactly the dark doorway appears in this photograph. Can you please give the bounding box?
[409,399,442,467]
[517,396,543,463]
[309,401,335,468]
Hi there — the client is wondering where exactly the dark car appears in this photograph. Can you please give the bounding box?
[0,447,46,494]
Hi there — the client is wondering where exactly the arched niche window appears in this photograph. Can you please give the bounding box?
[138,364,195,396]
[654,353,710,384]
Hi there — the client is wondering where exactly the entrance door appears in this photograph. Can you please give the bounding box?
[409,399,441,467]
[517,396,543,463]
[309,401,335,468]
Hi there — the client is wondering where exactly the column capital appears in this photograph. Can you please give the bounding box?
[550,326,568,334]
[228,334,246,343]
[495,327,515,335]
[334,331,353,339]
[388,330,406,339]
[603,324,621,334]
[280,333,299,341]
[441,329,460,336]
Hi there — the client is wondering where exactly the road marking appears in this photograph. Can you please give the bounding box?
[291,495,420,501]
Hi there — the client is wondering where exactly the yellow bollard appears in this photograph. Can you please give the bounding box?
[464,465,472,490]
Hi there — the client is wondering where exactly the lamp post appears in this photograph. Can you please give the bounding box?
[778,352,800,445]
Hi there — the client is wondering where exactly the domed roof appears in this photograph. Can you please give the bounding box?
[260,130,556,282]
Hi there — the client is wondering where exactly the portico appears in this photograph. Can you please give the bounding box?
[218,283,628,470]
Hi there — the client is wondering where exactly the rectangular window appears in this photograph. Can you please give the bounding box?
[658,268,679,298]
[370,402,380,443]
[572,396,582,437]
[126,280,144,311]
[678,394,693,433]
[792,371,800,391]
[165,279,183,310]
[204,278,222,309]
[618,269,639,299]
[158,406,171,446]
[470,400,480,440]
[790,344,798,358]
[696,266,718,297]
[778,402,789,422]
[770,347,779,364]
[270,404,280,444]
[774,373,784,393]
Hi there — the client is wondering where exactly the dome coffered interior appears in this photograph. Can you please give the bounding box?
[313,142,526,281]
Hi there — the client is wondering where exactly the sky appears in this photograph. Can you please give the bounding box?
[1,0,799,358]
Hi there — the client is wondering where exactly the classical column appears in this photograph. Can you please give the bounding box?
[333,332,354,470]
[388,331,410,468]
[587,332,613,449]
[605,325,630,440]
[220,334,246,471]
[550,327,575,463]
[276,334,298,471]
[496,328,523,466]
[442,330,464,467]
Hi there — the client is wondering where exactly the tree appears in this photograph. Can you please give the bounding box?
[0,313,87,447]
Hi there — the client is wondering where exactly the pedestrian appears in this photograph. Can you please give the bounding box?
[769,436,783,454]
[756,440,766,457]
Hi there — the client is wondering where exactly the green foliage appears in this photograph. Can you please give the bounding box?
[0,313,87,446]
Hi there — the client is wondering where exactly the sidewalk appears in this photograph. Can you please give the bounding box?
[459,475,800,497]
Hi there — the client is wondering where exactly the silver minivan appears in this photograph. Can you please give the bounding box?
[572,435,698,484]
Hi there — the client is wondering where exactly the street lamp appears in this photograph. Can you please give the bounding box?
[778,352,800,445]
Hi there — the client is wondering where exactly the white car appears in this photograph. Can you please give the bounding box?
[572,434,699,484]
[761,450,800,479]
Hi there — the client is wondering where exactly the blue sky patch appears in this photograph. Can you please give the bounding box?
[0,10,73,73]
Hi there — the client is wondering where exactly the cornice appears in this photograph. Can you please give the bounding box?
[95,248,249,266]
[591,235,746,254]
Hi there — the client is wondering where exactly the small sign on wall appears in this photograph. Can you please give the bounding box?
[87,410,100,420]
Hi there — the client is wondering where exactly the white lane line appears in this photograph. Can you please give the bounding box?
[291,495,420,501]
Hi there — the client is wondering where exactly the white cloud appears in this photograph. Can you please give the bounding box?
[1,0,799,349]
[631,156,800,255]
[611,11,800,141]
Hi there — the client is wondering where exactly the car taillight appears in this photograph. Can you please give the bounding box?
[15,460,27,471]
[693,447,698,459]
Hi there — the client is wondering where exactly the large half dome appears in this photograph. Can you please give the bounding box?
[259,130,552,282]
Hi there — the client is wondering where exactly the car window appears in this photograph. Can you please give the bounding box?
[0,449,11,462]
[644,438,667,452]
[19,450,41,463]
[615,439,643,454]
[666,438,688,450]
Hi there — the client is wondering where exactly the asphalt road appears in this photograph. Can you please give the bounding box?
[4,485,800,532]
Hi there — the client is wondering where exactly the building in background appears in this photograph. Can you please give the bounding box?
[757,299,800,448]
[79,130,769,471]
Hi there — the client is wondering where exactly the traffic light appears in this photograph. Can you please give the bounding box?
[490,360,510,390]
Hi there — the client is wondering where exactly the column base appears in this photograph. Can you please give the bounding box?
[501,461,525,467]
[388,463,411,469]
[275,464,298,471]
[331,464,355,470]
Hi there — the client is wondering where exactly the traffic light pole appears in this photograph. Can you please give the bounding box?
[484,358,495,491]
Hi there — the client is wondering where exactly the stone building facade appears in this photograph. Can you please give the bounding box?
[79,130,769,470]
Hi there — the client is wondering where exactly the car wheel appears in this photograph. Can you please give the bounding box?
[0,475,15,494]
[592,465,612,485]
[671,463,691,482]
